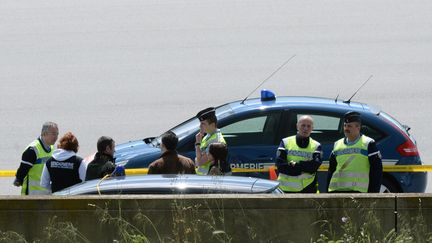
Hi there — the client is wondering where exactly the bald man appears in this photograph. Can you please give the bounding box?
[275,116,322,193]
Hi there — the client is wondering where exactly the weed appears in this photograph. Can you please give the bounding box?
[313,198,432,243]
[0,231,27,243]
[40,216,90,243]
[170,196,232,243]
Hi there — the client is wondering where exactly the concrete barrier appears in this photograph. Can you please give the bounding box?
[0,194,431,242]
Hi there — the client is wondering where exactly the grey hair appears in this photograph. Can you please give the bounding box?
[297,115,314,125]
[41,122,58,135]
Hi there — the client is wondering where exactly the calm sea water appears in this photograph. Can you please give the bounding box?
[1,0,431,194]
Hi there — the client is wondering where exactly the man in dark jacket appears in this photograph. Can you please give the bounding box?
[276,115,322,193]
[148,131,196,174]
[85,136,116,181]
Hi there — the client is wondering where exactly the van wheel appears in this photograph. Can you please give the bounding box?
[380,176,400,193]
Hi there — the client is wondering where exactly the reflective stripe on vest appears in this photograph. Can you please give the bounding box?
[22,139,53,195]
[196,130,226,175]
[27,180,51,195]
[278,173,315,191]
[196,162,211,175]
[329,135,372,193]
[277,136,320,192]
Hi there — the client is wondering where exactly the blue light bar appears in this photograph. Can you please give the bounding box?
[261,89,276,101]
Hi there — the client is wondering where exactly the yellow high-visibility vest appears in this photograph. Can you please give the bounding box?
[329,135,372,193]
[22,139,53,195]
[196,130,226,175]
[277,136,320,192]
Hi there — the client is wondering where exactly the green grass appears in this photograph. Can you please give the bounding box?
[0,198,431,242]
[313,198,432,243]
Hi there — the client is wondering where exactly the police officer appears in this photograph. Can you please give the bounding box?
[276,115,322,193]
[194,107,226,175]
[326,111,383,193]
[13,122,59,195]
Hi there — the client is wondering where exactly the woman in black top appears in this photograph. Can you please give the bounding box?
[208,143,231,175]
[41,132,86,193]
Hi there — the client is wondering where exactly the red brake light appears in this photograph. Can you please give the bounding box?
[397,140,419,156]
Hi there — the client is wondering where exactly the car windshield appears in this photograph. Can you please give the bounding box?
[171,118,200,141]
[151,104,234,146]
[150,118,199,147]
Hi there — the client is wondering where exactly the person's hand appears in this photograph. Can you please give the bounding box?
[111,165,125,177]
[13,179,22,187]
[195,132,203,144]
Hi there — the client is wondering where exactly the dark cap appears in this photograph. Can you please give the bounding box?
[196,107,216,121]
[344,111,361,123]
